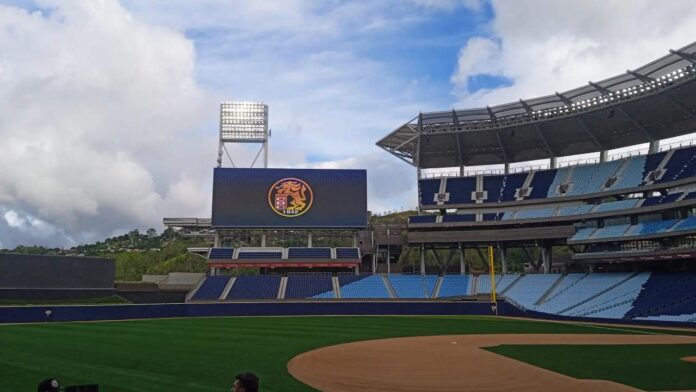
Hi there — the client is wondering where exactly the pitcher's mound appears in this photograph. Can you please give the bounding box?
[288,334,696,392]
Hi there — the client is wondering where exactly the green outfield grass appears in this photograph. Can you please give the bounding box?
[0,315,693,392]
[486,343,696,391]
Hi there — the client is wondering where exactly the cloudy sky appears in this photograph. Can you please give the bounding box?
[1,0,695,248]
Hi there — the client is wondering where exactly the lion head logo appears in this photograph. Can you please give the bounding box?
[268,178,313,217]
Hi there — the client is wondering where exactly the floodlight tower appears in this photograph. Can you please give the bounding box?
[217,101,270,168]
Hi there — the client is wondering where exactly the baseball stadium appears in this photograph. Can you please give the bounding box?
[3,42,696,392]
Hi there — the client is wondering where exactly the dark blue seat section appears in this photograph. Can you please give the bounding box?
[483,175,504,202]
[482,213,502,221]
[498,173,528,202]
[336,248,359,259]
[409,215,437,224]
[287,248,332,259]
[442,214,476,222]
[419,178,441,205]
[641,192,683,207]
[191,276,230,300]
[658,146,696,183]
[238,251,282,259]
[209,248,234,259]
[641,151,667,181]
[625,274,696,318]
[444,177,476,204]
[684,191,696,200]
[285,274,334,298]
[526,169,557,199]
[226,275,281,299]
[338,273,367,285]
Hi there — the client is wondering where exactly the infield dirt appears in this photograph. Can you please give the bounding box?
[288,334,696,391]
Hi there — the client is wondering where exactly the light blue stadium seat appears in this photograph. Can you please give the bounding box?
[515,208,556,220]
[388,275,438,298]
[567,272,651,318]
[546,167,570,197]
[591,224,630,239]
[625,220,679,237]
[438,275,470,297]
[339,274,390,298]
[504,274,561,308]
[535,273,633,315]
[608,155,646,190]
[569,227,596,241]
[591,199,640,213]
[557,205,593,216]
[476,274,519,294]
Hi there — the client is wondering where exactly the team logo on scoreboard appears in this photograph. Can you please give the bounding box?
[268,178,313,217]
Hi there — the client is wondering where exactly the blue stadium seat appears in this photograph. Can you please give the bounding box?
[409,215,437,224]
[285,274,334,298]
[237,251,283,259]
[444,177,476,204]
[335,248,360,259]
[208,247,234,260]
[338,274,390,298]
[226,275,281,299]
[442,214,476,222]
[498,173,528,202]
[557,205,593,216]
[514,208,556,220]
[591,199,640,213]
[546,167,570,198]
[482,175,504,203]
[569,227,596,241]
[641,151,667,182]
[641,192,683,207]
[566,272,651,319]
[504,274,561,309]
[626,274,696,319]
[670,216,696,232]
[287,248,332,259]
[527,169,558,199]
[191,275,230,300]
[658,146,696,183]
[625,220,679,236]
[388,275,438,298]
[437,275,470,297]
[608,155,647,191]
[476,274,519,294]
[419,178,441,205]
[591,224,630,239]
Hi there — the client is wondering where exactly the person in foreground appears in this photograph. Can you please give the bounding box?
[231,372,259,392]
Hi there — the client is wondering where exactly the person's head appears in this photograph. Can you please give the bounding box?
[37,378,60,392]
[232,372,259,392]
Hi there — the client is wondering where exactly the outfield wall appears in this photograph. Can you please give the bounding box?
[0,301,517,323]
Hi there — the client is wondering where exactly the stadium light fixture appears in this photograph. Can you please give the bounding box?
[217,101,270,168]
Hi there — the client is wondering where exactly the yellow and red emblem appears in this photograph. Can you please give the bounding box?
[268,178,313,217]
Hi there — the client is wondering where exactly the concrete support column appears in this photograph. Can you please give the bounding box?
[387,247,391,274]
[261,233,267,247]
[353,232,358,247]
[372,253,377,274]
[420,244,426,275]
[213,232,220,248]
[499,245,508,274]
[459,244,466,275]
[307,231,313,247]
[550,157,558,169]
[648,140,660,154]
[541,245,552,273]
[459,165,465,176]
[504,163,510,175]
[599,150,609,163]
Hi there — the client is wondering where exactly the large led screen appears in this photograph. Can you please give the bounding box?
[212,168,367,228]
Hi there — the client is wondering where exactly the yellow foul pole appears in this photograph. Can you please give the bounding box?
[488,245,498,315]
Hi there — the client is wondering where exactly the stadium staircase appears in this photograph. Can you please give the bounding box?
[220,277,236,300]
[277,277,288,299]
[382,275,397,298]
[535,275,565,305]
[431,276,443,298]
[332,276,341,299]
[558,273,638,315]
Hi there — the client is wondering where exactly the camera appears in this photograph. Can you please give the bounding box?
[37,378,99,392]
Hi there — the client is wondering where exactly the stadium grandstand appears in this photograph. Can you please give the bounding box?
[164,43,696,326]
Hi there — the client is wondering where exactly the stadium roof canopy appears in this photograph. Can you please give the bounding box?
[377,41,696,169]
